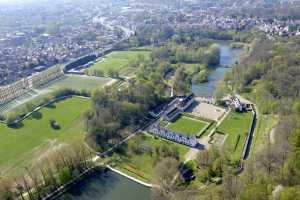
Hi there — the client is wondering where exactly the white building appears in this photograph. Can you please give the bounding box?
[149,125,198,147]
[0,65,64,105]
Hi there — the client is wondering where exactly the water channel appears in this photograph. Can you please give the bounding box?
[57,42,243,200]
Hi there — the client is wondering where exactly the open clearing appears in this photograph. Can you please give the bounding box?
[89,50,151,76]
[40,74,113,91]
[110,133,190,182]
[166,115,208,136]
[217,111,253,159]
[0,97,90,176]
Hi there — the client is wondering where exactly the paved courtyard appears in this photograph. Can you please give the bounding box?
[187,99,226,121]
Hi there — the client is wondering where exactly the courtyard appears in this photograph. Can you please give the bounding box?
[166,115,208,136]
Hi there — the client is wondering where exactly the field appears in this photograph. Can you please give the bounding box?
[0,75,112,114]
[110,133,190,183]
[217,111,253,159]
[0,97,90,176]
[166,115,208,136]
[89,50,151,76]
[41,74,113,91]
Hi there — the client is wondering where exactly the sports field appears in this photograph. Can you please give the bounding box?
[217,111,253,159]
[0,75,112,114]
[0,97,90,176]
[111,133,190,182]
[89,50,151,76]
[41,75,113,91]
[167,115,208,136]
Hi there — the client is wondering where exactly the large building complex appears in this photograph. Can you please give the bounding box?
[149,125,198,147]
[0,65,64,105]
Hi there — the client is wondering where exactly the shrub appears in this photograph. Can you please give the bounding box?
[0,114,5,121]
[234,134,241,151]
[58,167,72,185]
[49,119,61,130]
[6,112,19,125]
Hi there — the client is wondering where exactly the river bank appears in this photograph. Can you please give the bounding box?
[191,42,243,97]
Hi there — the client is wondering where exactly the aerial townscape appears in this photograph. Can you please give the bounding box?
[0,0,300,200]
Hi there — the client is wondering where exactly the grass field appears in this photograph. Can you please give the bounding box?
[41,75,113,91]
[167,115,208,136]
[89,50,151,76]
[110,133,190,182]
[217,111,253,159]
[0,97,90,176]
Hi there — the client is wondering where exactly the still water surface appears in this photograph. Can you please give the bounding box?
[191,43,243,97]
[58,170,151,200]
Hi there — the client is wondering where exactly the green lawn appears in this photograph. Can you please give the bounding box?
[40,75,113,91]
[89,50,151,76]
[110,133,190,182]
[241,91,278,155]
[0,97,90,176]
[167,115,208,136]
[217,111,253,159]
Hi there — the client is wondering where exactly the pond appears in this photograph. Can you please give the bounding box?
[58,170,151,200]
[191,42,243,97]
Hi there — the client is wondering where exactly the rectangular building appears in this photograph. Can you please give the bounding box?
[0,65,64,105]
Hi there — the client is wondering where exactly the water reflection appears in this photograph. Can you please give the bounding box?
[58,170,151,200]
[191,43,243,97]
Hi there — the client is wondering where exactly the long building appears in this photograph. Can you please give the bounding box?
[0,65,64,105]
[149,125,198,147]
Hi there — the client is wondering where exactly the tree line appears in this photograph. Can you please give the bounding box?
[0,143,96,200]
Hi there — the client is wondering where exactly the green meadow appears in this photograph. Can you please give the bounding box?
[167,115,208,136]
[110,133,190,182]
[89,50,151,76]
[0,97,90,176]
[217,111,253,159]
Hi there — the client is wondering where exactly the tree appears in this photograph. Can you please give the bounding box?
[152,157,180,200]
[279,187,300,200]
[173,66,190,95]
[49,119,60,130]
[204,44,220,67]
[196,69,208,83]
[0,180,14,200]
[6,112,18,125]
